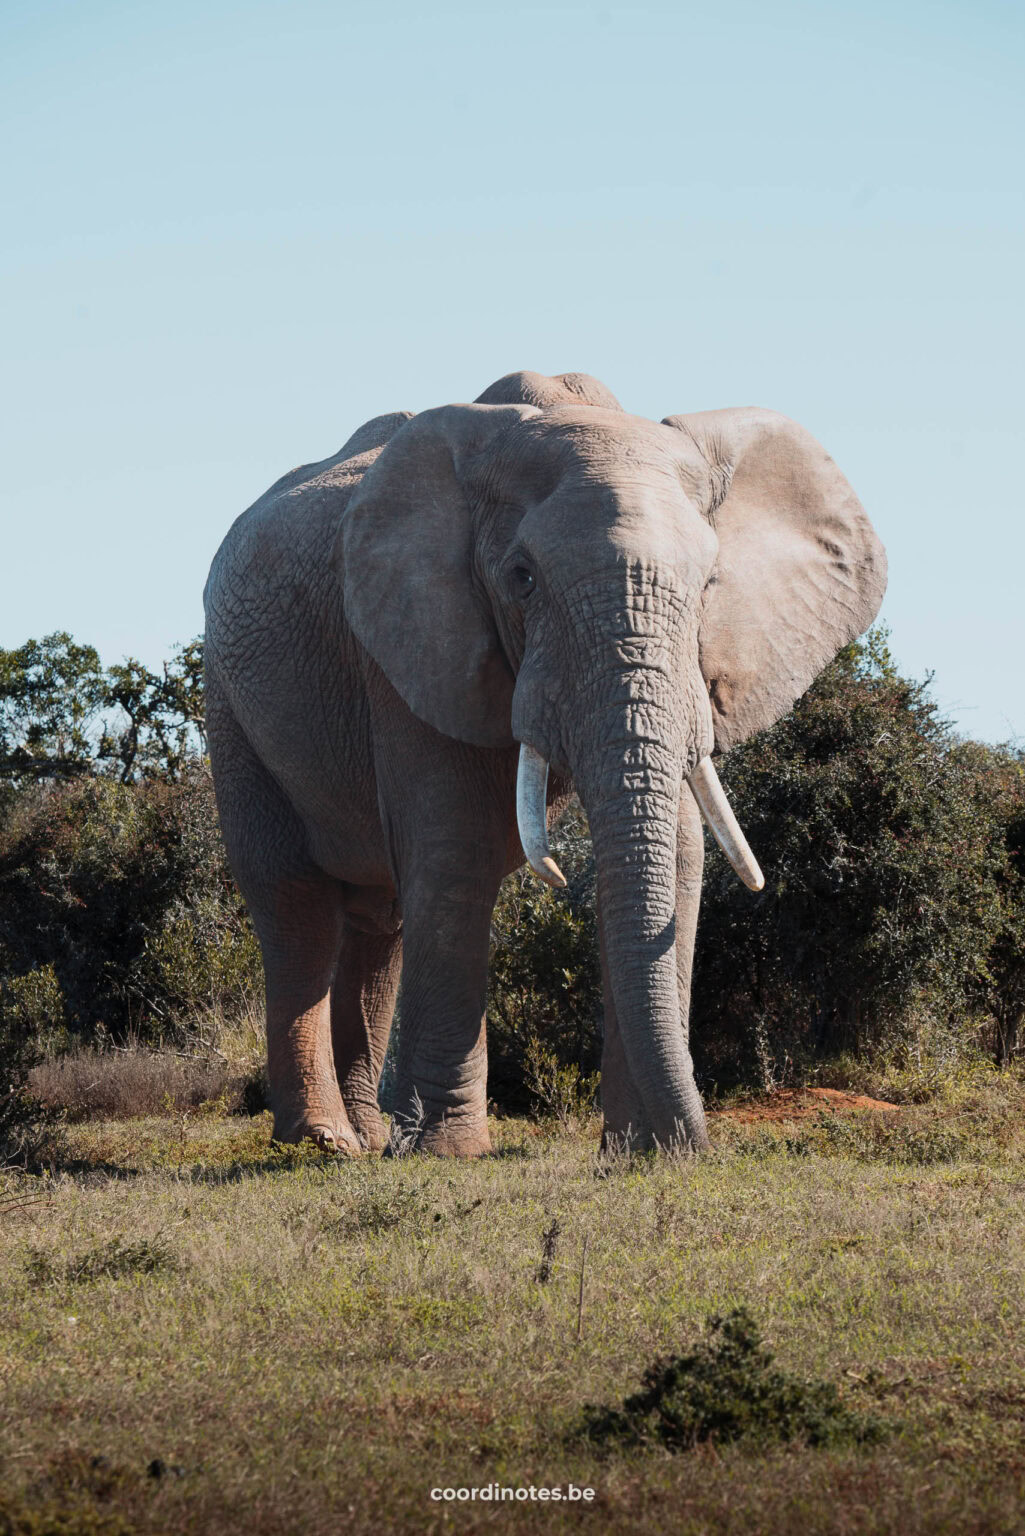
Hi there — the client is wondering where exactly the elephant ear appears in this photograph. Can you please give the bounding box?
[336,402,539,748]
[663,407,887,752]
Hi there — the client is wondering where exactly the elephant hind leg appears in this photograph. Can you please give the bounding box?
[206,678,360,1155]
[331,922,402,1153]
[259,877,362,1154]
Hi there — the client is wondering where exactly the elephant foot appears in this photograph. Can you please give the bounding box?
[418,1122,492,1158]
[381,1116,491,1159]
[600,1119,708,1156]
[272,1110,363,1157]
[344,1100,390,1154]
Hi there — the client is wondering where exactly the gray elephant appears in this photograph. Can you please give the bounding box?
[203,370,885,1156]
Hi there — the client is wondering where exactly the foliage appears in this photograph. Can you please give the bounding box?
[691,630,1025,1086]
[97,640,205,783]
[486,801,602,1111]
[522,1038,599,1127]
[26,1234,179,1288]
[0,984,64,1169]
[0,633,204,797]
[579,1307,888,1452]
[0,635,106,800]
[965,746,1025,1063]
[0,769,259,1047]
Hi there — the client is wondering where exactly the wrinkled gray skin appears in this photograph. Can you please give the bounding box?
[204,371,886,1157]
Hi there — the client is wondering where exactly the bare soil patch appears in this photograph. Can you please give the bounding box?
[712,1087,899,1124]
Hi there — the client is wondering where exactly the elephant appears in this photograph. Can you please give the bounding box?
[203,369,886,1156]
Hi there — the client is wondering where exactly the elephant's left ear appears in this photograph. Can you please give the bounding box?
[663,407,887,751]
[336,402,539,748]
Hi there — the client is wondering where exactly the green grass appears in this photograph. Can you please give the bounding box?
[2,1082,1025,1534]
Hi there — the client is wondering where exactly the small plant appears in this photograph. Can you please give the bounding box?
[334,1183,428,1237]
[536,1216,561,1283]
[27,1234,179,1287]
[0,992,65,1170]
[578,1307,888,1451]
[524,1039,599,1129]
[386,1090,427,1158]
[812,1110,969,1166]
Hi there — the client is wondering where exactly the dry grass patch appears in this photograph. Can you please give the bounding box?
[29,1046,266,1123]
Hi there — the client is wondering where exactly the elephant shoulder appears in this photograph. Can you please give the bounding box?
[206,410,416,604]
[336,410,415,461]
[254,410,416,506]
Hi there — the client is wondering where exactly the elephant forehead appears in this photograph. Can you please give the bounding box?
[485,409,708,499]
[516,488,718,587]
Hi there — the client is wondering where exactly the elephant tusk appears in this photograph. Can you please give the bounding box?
[687,756,765,892]
[515,743,567,889]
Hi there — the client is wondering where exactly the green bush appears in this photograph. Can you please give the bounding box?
[0,769,259,1047]
[486,800,602,1112]
[26,1234,179,1287]
[0,988,64,1168]
[579,1307,887,1451]
[691,631,1023,1087]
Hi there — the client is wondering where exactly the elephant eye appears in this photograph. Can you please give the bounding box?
[509,563,536,601]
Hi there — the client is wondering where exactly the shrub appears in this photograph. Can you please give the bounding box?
[26,1234,179,1287]
[579,1307,887,1451]
[523,1038,599,1127]
[691,631,1020,1087]
[0,769,260,1047]
[0,988,64,1169]
[966,746,1025,1064]
[485,799,602,1112]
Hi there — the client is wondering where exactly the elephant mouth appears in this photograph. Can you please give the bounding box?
[514,741,764,893]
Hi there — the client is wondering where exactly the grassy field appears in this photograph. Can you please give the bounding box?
[3,1076,1025,1535]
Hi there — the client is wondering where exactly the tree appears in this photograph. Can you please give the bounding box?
[0,633,106,792]
[0,634,206,794]
[98,639,206,782]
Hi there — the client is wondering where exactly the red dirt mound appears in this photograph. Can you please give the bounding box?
[712,1087,899,1125]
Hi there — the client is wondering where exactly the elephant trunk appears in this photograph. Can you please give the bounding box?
[515,687,761,1151]
[576,715,704,1149]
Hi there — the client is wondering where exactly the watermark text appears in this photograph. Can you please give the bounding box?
[430,1484,595,1503]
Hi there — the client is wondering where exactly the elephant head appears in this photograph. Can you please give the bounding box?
[336,370,886,1147]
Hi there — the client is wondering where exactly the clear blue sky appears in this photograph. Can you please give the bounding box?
[3,0,1022,741]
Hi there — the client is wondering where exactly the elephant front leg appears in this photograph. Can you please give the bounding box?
[391,874,496,1157]
[367,663,515,1157]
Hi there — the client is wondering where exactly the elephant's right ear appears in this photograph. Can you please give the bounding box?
[335,403,539,748]
[663,406,887,751]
